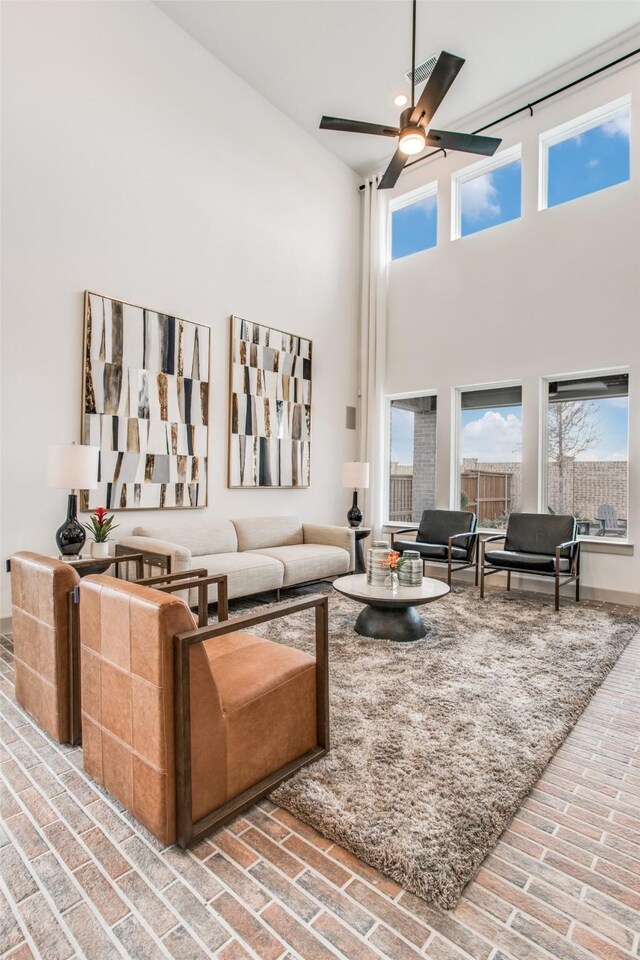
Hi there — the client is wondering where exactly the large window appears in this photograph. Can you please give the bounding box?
[458,384,522,529]
[545,373,629,536]
[390,183,438,261]
[452,146,522,240]
[540,96,631,210]
[388,395,437,522]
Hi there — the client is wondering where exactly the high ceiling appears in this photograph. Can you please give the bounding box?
[156,1,640,176]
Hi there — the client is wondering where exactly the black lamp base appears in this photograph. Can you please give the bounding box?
[56,493,86,556]
[347,491,363,529]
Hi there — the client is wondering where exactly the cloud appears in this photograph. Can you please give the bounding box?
[586,158,599,168]
[461,411,522,462]
[461,173,500,222]
[602,113,630,139]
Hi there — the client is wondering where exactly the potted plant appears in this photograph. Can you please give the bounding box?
[83,507,118,559]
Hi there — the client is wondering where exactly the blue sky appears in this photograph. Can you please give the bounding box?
[390,399,627,466]
[391,109,630,252]
[391,194,437,260]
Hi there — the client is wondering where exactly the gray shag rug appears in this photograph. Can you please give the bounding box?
[237,587,639,909]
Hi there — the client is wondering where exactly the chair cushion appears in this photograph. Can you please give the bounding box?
[199,552,283,599]
[416,510,476,547]
[504,513,576,557]
[484,550,570,573]
[393,540,468,561]
[191,631,316,818]
[247,544,350,586]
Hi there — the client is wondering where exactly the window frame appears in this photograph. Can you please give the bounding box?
[538,94,631,212]
[450,144,522,241]
[384,389,438,526]
[388,180,438,262]
[538,366,630,541]
[452,379,523,530]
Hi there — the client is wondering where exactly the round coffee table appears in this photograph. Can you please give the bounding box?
[333,574,450,643]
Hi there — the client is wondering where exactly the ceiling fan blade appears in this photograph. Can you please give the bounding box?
[378,149,408,190]
[320,116,399,138]
[425,129,502,156]
[410,51,464,127]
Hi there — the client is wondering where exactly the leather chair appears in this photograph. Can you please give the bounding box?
[393,510,479,585]
[8,552,222,746]
[480,513,580,611]
[78,575,329,848]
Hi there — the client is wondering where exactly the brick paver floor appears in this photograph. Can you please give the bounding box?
[1,591,639,959]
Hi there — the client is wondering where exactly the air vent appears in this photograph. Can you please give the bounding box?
[404,54,437,87]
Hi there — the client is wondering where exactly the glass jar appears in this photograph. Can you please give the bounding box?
[398,549,422,586]
[367,540,390,585]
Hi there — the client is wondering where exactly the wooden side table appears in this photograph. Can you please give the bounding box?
[353,527,372,574]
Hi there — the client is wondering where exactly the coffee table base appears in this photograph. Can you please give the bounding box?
[355,604,427,643]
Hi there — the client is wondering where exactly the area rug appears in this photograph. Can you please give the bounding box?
[245,587,638,909]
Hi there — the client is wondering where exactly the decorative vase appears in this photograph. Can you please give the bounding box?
[56,493,86,557]
[90,541,110,560]
[398,550,422,586]
[384,570,400,592]
[367,541,390,585]
[347,491,363,528]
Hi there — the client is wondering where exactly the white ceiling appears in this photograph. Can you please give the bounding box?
[156,1,640,176]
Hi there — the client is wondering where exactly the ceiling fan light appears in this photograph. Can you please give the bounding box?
[394,93,408,107]
[398,126,426,155]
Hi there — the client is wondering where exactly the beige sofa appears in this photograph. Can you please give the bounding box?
[117,516,354,601]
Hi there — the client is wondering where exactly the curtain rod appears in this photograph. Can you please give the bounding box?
[358,44,640,190]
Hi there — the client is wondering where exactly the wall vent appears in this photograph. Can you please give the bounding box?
[404,54,438,87]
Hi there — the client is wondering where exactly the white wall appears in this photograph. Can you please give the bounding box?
[384,38,640,602]
[0,1,361,616]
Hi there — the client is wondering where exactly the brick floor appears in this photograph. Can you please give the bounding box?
[0,591,639,959]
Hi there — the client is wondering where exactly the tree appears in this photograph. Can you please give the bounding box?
[548,400,601,513]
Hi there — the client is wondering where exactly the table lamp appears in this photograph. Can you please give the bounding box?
[47,443,99,556]
[343,461,370,528]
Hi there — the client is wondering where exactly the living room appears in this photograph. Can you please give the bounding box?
[1,2,640,959]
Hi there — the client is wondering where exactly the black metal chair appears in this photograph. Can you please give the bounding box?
[480,513,580,611]
[393,510,479,586]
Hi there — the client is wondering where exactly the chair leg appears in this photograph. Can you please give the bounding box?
[506,571,511,592]
[475,557,479,587]
[575,575,580,603]
[555,573,560,612]
[480,559,485,599]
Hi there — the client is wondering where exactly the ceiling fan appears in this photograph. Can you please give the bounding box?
[319,0,502,189]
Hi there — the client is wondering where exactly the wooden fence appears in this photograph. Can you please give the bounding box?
[461,470,512,522]
[389,475,413,522]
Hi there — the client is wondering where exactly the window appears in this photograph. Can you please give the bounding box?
[457,384,522,529]
[544,373,629,537]
[390,183,438,260]
[540,95,631,210]
[452,146,522,239]
[388,395,437,522]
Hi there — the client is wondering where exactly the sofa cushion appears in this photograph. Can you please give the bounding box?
[132,520,238,557]
[248,544,350,587]
[484,550,571,573]
[233,516,303,552]
[199,552,283,599]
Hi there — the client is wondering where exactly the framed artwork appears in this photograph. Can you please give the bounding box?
[81,291,210,510]
[229,315,312,487]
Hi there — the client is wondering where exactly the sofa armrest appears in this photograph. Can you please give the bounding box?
[303,524,355,571]
[116,536,192,575]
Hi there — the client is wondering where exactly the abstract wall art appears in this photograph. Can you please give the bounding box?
[81,291,210,510]
[229,315,311,487]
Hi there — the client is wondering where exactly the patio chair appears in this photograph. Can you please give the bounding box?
[595,504,627,538]
[480,513,580,611]
[393,510,479,585]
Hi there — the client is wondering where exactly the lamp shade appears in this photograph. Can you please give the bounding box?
[47,444,99,491]
[343,461,370,489]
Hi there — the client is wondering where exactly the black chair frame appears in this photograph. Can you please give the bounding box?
[394,528,480,586]
[480,534,581,612]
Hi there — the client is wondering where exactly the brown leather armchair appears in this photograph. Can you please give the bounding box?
[8,552,223,746]
[78,575,329,848]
